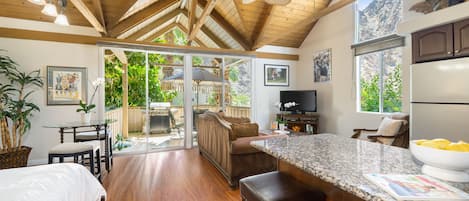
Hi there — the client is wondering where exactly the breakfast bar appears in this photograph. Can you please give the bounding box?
[250,134,469,201]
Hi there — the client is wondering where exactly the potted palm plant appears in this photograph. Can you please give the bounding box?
[0,52,43,169]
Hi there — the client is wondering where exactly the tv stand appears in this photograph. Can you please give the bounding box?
[277,113,319,134]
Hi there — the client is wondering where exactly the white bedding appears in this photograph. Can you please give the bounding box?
[0,163,106,201]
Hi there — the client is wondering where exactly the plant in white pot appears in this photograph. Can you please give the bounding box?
[274,101,298,130]
[76,78,104,122]
[0,52,43,169]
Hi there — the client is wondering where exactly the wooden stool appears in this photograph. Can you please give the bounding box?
[240,171,326,201]
[48,141,102,181]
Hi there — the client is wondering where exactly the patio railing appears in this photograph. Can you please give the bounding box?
[105,105,251,136]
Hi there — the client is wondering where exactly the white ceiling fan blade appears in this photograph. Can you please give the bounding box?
[242,0,256,4]
[264,0,291,5]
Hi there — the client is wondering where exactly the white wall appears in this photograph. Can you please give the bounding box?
[253,58,298,129]
[296,1,425,136]
[0,37,101,164]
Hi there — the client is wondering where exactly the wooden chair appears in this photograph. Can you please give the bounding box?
[352,113,410,148]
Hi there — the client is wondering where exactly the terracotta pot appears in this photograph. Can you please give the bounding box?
[0,146,32,169]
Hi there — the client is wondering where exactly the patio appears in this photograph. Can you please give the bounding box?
[106,105,250,153]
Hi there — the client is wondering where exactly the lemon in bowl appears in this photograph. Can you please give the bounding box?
[410,138,469,182]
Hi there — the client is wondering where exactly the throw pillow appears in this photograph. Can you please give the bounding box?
[231,123,259,139]
[376,117,404,145]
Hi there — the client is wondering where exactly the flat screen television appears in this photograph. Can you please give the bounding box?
[280,90,317,113]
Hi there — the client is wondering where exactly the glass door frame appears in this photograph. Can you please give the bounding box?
[100,46,255,152]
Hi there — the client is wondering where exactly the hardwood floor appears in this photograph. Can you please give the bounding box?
[103,148,240,201]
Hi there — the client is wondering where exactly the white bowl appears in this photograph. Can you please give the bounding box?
[410,140,469,182]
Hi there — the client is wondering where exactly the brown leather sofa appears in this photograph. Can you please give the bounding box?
[197,111,281,187]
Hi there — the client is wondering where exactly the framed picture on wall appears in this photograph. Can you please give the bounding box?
[264,64,289,86]
[313,48,332,82]
[47,66,87,105]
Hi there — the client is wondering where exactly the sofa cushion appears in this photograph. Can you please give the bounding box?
[232,123,259,138]
[231,135,284,155]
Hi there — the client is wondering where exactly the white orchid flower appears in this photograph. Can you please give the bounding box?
[284,102,298,108]
[92,77,105,87]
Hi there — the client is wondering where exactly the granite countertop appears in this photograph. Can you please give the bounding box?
[250,134,469,201]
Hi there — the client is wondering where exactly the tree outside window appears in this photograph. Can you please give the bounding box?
[356,0,403,113]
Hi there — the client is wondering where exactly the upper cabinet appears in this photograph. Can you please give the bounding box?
[412,18,469,64]
[412,24,453,63]
[454,19,469,58]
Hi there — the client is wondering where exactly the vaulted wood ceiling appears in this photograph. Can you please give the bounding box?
[0,0,355,50]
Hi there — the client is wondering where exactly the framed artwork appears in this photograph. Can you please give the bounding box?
[264,64,289,86]
[313,48,332,82]
[47,66,87,105]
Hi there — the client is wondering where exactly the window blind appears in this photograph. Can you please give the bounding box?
[351,34,405,56]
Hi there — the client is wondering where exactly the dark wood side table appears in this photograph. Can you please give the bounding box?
[259,129,309,137]
[276,113,320,134]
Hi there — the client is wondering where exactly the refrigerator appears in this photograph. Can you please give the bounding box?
[411,57,469,142]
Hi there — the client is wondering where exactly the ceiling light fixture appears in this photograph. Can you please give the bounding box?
[55,13,69,26]
[42,0,58,17]
[54,0,69,26]
[28,0,45,5]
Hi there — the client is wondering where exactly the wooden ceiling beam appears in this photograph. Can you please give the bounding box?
[103,0,138,28]
[0,27,299,60]
[187,0,197,45]
[188,0,217,40]
[181,10,229,49]
[251,4,273,50]
[143,23,178,42]
[232,0,248,35]
[90,0,106,29]
[175,23,208,48]
[197,0,251,50]
[70,0,106,33]
[253,0,355,49]
[108,0,179,38]
[126,9,182,40]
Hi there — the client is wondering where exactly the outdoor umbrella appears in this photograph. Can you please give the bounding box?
[164,68,223,109]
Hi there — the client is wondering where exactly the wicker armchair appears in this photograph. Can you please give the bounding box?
[352,113,409,148]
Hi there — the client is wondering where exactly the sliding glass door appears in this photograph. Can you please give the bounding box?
[104,47,252,153]
[146,52,186,152]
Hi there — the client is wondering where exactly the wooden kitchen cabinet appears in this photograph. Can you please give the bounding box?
[454,19,469,58]
[412,24,454,63]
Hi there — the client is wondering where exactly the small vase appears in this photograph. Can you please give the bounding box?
[279,123,285,131]
[81,113,91,123]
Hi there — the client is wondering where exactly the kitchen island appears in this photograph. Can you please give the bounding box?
[250,134,469,201]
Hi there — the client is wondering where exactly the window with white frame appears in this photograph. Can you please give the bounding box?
[354,0,403,113]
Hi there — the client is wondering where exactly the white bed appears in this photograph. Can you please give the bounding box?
[0,163,106,201]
